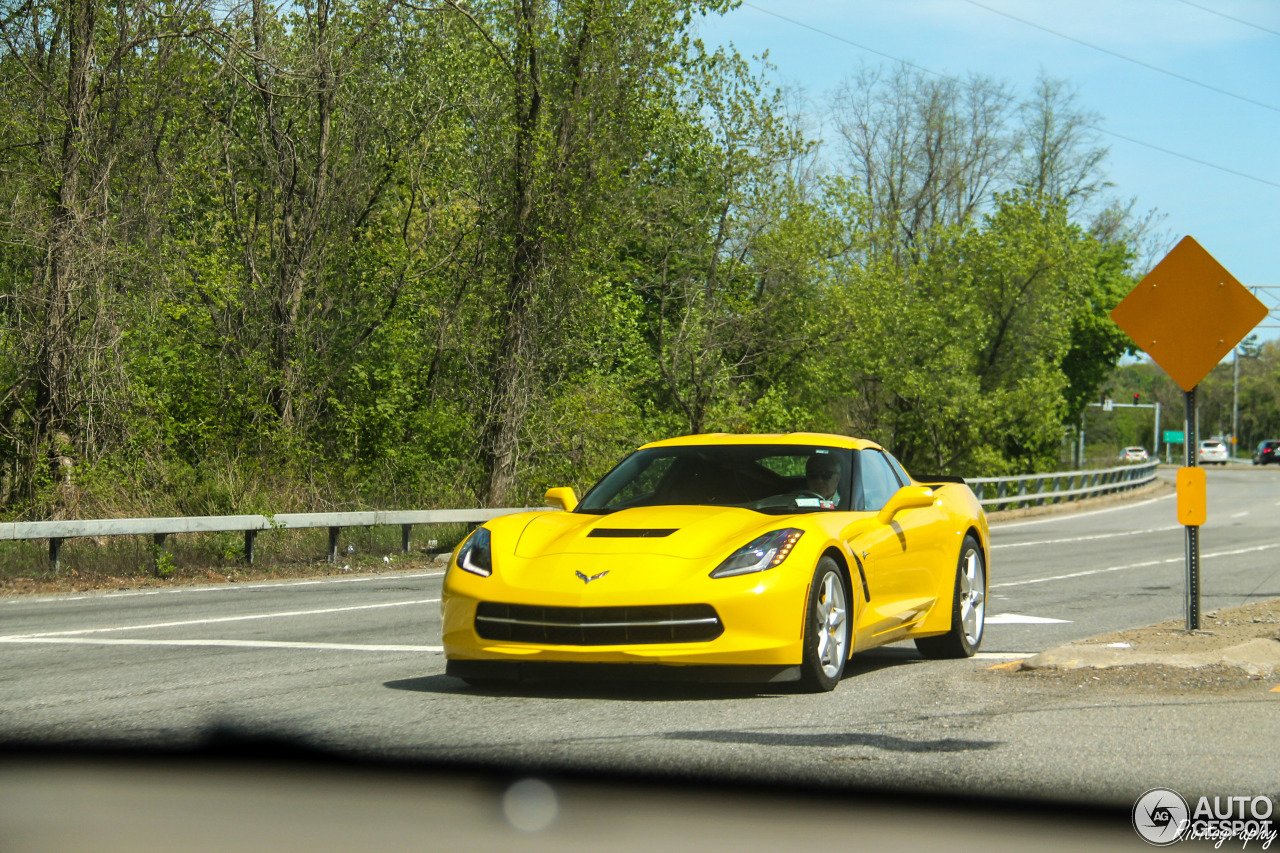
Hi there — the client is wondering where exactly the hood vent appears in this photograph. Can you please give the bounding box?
[587,528,678,538]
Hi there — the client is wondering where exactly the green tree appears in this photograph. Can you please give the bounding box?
[0,0,216,507]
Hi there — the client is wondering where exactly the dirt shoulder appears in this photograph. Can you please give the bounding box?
[1009,597,1280,689]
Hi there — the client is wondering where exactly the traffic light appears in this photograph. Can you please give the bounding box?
[1133,392,1140,404]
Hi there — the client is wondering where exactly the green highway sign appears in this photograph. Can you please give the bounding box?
[1164,430,1185,443]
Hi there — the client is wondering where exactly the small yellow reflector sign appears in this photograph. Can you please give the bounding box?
[1177,467,1207,527]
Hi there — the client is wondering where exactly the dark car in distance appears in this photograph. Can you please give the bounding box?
[1253,440,1280,466]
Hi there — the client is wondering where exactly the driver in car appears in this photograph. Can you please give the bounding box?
[805,453,842,509]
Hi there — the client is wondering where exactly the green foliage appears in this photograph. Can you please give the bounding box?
[822,191,1129,475]
[151,546,176,579]
[0,0,1160,523]
[1060,238,1139,421]
[1107,339,1280,461]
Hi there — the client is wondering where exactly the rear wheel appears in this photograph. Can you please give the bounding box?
[798,557,851,692]
[915,535,985,659]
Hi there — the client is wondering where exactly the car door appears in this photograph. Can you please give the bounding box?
[848,450,947,643]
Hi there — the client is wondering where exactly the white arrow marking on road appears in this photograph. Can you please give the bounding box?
[985,614,1071,624]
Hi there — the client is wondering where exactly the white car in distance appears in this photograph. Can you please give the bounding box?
[1198,440,1229,466]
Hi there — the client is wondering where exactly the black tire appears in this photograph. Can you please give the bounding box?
[797,557,851,692]
[915,535,986,660]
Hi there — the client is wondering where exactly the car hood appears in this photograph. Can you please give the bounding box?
[513,505,787,560]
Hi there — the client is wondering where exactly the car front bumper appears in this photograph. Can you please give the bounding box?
[440,564,813,669]
[445,658,802,684]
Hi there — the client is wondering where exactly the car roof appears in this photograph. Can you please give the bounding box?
[640,432,882,452]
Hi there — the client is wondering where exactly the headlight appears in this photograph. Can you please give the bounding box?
[710,528,803,578]
[456,527,493,577]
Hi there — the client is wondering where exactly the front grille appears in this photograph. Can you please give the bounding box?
[474,602,723,645]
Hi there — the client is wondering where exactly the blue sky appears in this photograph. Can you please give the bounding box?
[696,0,1280,344]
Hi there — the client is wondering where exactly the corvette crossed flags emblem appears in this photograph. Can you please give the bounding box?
[575,570,609,584]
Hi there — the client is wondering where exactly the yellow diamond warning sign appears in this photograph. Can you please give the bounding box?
[1109,236,1267,392]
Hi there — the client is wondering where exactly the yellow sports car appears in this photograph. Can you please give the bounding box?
[442,433,989,691]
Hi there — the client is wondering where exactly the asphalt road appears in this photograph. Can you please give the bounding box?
[2,466,1278,808]
[984,465,1280,653]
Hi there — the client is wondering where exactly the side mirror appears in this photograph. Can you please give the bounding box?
[876,486,934,525]
[544,487,578,512]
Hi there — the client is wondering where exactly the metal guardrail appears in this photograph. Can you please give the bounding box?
[967,461,1160,511]
[0,508,542,571]
[2,460,1161,571]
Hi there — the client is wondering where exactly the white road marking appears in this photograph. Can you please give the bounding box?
[990,494,1173,530]
[0,637,442,652]
[1,633,1019,660]
[985,614,1071,624]
[991,526,1180,549]
[0,597,440,640]
[1232,511,1250,518]
[991,542,1280,589]
[6,570,447,604]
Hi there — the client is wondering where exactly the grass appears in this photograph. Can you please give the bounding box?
[0,522,475,595]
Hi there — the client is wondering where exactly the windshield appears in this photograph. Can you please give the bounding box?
[576,445,854,515]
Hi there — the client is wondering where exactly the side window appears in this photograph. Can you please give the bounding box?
[858,450,901,512]
[883,451,911,486]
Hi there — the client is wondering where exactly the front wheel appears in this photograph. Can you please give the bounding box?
[797,557,851,692]
[915,535,986,659]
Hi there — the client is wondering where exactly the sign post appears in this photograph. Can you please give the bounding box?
[1182,387,1201,628]
[1109,236,1267,631]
